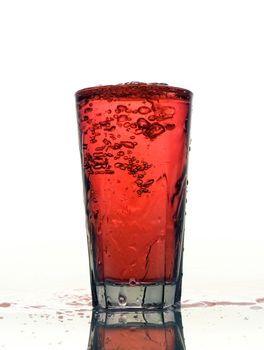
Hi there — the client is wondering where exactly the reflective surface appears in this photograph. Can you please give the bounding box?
[0,290,263,349]
[88,308,185,349]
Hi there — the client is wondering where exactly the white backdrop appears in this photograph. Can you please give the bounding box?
[0,0,263,301]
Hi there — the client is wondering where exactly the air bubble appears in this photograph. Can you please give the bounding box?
[137,118,150,129]
[161,106,175,116]
[138,106,151,114]
[148,115,156,121]
[113,143,122,149]
[118,115,129,122]
[84,107,93,113]
[142,179,154,187]
[115,105,129,113]
[165,123,176,130]
[118,294,127,306]
[146,123,165,139]
[129,278,136,286]
[120,141,135,149]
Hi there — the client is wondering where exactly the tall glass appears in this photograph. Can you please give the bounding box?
[75,82,192,309]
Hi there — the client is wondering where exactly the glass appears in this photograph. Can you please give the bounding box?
[75,82,193,309]
[88,308,186,349]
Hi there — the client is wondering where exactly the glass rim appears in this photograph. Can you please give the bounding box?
[75,82,193,102]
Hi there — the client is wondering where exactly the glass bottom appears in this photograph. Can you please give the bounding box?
[94,281,181,310]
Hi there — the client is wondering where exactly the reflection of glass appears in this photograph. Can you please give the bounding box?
[75,83,193,309]
[88,308,186,349]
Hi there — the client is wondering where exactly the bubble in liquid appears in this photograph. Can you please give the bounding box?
[115,105,129,113]
[137,118,150,129]
[148,115,156,121]
[84,107,93,113]
[113,143,122,149]
[165,123,176,130]
[129,278,136,286]
[146,123,165,139]
[114,162,127,170]
[161,106,175,116]
[120,141,135,149]
[118,294,127,306]
[103,138,111,145]
[142,179,154,187]
[118,115,129,122]
[138,106,151,114]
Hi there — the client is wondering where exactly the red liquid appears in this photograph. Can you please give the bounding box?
[97,326,174,349]
[76,83,192,284]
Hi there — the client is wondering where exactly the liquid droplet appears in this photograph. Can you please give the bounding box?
[118,294,127,306]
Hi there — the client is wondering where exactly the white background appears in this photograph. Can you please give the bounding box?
[0,0,263,300]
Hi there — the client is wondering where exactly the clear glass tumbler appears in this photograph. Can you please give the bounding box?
[75,82,193,309]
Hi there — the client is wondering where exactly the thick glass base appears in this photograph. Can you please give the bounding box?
[94,282,181,310]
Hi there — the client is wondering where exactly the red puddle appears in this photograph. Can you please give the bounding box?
[0,303,11,308]
[256,298,264,303]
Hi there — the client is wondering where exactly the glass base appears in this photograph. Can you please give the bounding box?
[94,282,181,310]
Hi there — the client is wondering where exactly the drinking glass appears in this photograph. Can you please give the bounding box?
[75,82,193,309]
